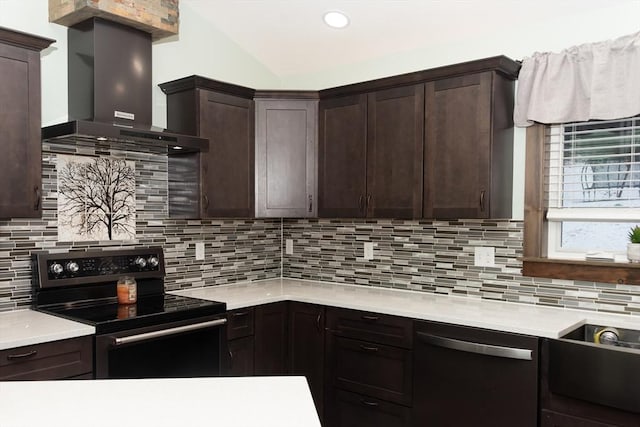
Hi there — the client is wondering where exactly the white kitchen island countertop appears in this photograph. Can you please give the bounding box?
[0,376,321,427]
[0,309,94,350]
[171,278,640,339]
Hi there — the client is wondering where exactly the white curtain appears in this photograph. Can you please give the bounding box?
[514,31,640,127]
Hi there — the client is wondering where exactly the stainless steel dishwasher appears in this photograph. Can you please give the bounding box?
[413,320,539,427]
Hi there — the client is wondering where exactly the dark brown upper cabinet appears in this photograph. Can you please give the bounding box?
[318,85,424,219]
[254,93,318,218]
[367,85,424,218]
[318,94,368,218]
[0,27,53,219]
[319,56,519,220]
[423,71,514,219]
[160,76,256,218]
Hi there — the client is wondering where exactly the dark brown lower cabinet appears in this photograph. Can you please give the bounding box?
[324,307,413,427]
[289,302,325,420]
[0,336,93,380]
[329,389,411,427]
[227,336,254,376]
[254,302,289,375]
[413,320,539,427]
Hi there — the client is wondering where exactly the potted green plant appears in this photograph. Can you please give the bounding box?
[627,226,640,263]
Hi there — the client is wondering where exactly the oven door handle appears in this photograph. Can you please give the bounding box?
[112,318,227,347]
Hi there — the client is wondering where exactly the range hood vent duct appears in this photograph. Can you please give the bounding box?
[42,18,207,153]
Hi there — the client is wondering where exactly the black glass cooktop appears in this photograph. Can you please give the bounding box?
[37,294,226,334]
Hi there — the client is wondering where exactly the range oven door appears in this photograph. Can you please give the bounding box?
[95,314,227,379]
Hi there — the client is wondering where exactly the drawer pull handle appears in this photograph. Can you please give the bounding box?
[416,332,532,361]
[360,399,379,407]
[316,312,322,333]
[361,315,379,321]
[7,350,38,360]
[231,311,249,318]
[359,345,379,352]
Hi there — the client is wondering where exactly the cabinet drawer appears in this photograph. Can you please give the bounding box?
[327,388,411,427]
[226,307,255,340]
[327,307,412,348]
[541,410,618,427]
[329,336,412,406]
[0,336,93,381]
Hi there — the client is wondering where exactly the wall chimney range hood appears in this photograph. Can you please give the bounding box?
[42,18,207,153]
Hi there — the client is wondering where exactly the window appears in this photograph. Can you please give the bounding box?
[545,117,640,260]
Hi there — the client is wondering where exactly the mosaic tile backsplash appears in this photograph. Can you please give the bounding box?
[282,219,640,316]
[0,143,280,312]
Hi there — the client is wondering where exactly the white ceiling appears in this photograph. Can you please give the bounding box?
[182,0,635,78]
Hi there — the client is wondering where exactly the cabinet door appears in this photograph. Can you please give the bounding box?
[227,336,254,376]
[255,99,317,218]
[367,85,424,219]
[254,302,289,375]
[424,72,514,219]
[318,94,367,218]
[289,302,325,418]
[199,90,255,217]
[0,41,43,218]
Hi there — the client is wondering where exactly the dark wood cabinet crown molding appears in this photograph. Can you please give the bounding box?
[253,90,319,99]
[159,75,255,99]
[319,55,520,99]
[0,26,54,51]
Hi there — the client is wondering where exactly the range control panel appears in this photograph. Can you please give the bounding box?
[33,247,165,288]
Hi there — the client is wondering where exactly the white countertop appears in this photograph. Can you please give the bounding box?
[0,376,321,427]
[0,309,94,351]
[172,278,640,339]
[3,277,640,351]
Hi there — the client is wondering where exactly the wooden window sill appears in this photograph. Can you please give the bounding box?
[522,257,640,286]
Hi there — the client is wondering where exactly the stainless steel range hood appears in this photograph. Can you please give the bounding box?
[42,18,207,153]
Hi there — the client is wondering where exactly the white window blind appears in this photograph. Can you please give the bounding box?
[546,117,640,212]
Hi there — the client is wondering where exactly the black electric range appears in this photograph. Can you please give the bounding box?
[31,247,226,334]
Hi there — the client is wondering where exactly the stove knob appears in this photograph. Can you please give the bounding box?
[49,262,64,275]
[147,256,159,268]
[66,261,80,274]
[134,256,147,268]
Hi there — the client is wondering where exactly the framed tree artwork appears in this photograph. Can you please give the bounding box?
[57,154,136,241]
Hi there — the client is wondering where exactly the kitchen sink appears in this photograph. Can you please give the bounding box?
[562,324,640,349]
[547,324,640,414]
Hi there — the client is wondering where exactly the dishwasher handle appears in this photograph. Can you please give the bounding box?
[112,318,227,347]
[416,331,532,361]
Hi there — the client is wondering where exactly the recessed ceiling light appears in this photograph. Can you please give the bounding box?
[323,11,349,29]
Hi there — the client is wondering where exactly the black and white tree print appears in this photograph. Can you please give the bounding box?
[57,155,136,241]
